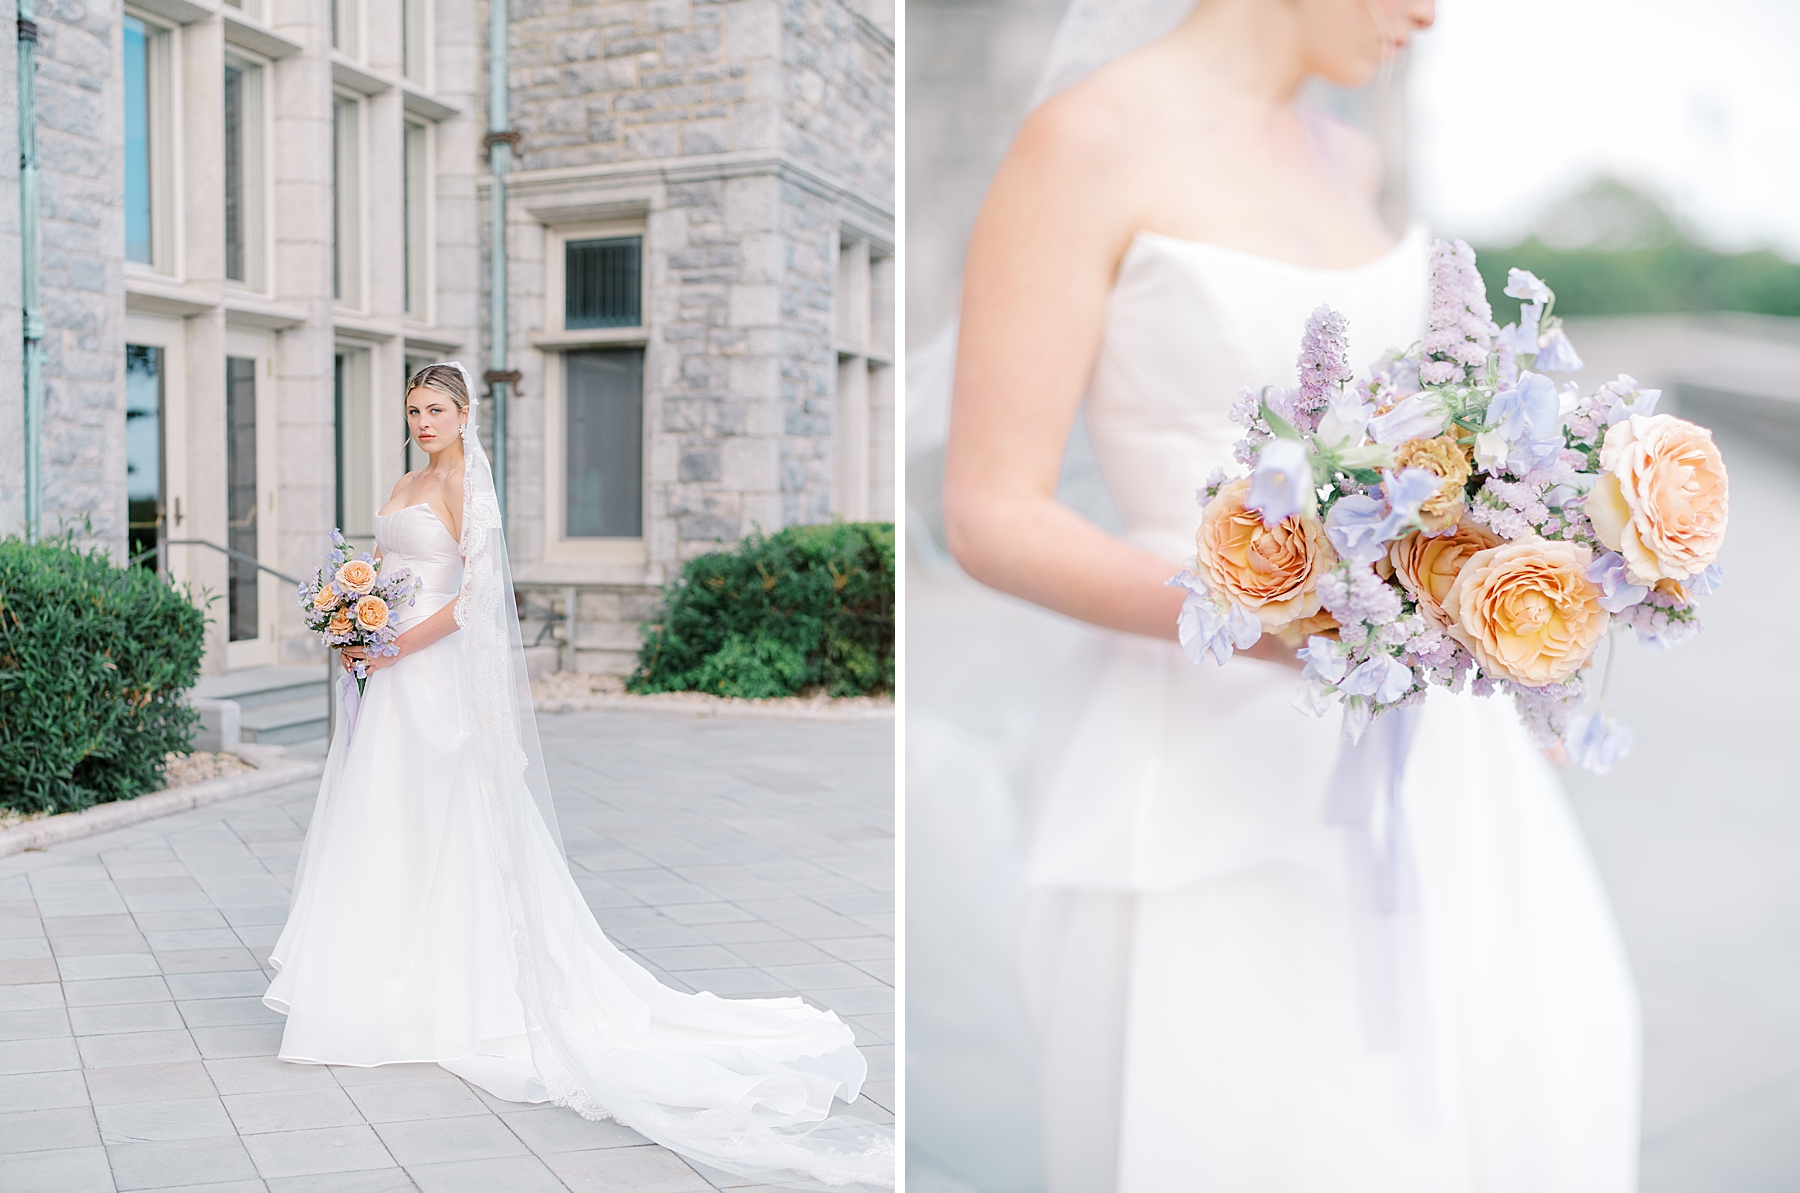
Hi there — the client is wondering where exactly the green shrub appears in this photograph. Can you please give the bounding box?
[0,537,207,815]
[630,522,894,699]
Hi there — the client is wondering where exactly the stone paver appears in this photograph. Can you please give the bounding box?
[1563,417,1800,1193]
[0,709,893,1192]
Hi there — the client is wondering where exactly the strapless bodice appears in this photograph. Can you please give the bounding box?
[374,504,462,628]
[1086,224,1431,562]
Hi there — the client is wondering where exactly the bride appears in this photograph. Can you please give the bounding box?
[934,0,1639,1190]
[263,363,892,1190]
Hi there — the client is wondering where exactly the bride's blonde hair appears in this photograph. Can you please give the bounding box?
[406,363,470,411]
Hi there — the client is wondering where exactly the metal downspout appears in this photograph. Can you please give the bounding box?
[483,0,515,525]
[17,0,42,541]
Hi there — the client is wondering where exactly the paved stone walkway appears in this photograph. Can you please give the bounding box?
[0,708,893,1192]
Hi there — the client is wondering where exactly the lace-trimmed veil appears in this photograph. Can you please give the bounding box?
[431,362,894,1189]
[437,361,565,856]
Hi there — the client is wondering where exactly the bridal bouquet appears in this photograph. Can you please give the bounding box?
[1169,239,1730,773]
[297,530,420,696]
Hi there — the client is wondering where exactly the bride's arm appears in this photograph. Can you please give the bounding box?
[944,98,1293,671]
[341,602,459,674]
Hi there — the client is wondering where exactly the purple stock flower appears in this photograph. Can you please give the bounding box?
[1296,305,1353,425]
[1586,551,1649,612]
[1421,239,1497,384]
[1247,438,1313,526]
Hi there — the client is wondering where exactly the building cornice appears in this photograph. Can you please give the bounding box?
[482,150,894,244]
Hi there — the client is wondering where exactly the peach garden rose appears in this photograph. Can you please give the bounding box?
[1443,537,1609,687]
[1585,413,1728,585]
[1388,522,1503,630]
[336,558,378,595]
[354,595,390,631]
[1196,476,1337,632]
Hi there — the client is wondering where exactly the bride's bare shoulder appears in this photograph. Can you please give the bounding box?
[1305,109,1383,203]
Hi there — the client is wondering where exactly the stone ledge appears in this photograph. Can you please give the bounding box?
[534,690,894,722]
[0,744,325,860]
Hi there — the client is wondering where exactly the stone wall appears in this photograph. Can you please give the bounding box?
[780,0,892,205]
[30,0,126,556]
[0,0,21,538]
[500,0,783,172]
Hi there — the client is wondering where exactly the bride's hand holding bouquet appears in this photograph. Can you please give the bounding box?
[1172,240,1731,773]
[298,529,421,696]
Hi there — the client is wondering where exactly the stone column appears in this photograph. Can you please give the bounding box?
[0,0,21,536]
[270,0,336,665]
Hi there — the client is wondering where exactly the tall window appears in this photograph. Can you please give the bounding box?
[331,0,358,56]
[332,96,360,306]
[124,18,156,266]
[226,357,259,640]
[402,0,426,82]
[335,350,373,550]
[565,237,642,329]
[223,58,264,287]
[125,346,164,567]
[833,237,895,521]
[565,349,644,538]
[403,122,428,317]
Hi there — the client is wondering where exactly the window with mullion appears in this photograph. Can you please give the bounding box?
[564,237,642,329]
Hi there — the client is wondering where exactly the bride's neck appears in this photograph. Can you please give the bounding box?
[425,440,465,477]
[1165,0,1311,110]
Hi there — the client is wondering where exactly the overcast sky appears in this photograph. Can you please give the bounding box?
[1409,0,1800,259]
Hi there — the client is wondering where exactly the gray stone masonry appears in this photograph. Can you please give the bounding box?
[23,0,126,555]
[0,0,20,539]
[488,0,892,672]
[0,706,894,1190]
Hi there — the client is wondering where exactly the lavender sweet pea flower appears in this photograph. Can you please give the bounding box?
[1680,562,1723,596]
[1298,635,1348,686]
[1338,654,1414,705]
[1382,468,1445,527]
[1483,371,1564,475]
[1341,697,1374,744]
[1504,268,1552,305]
[1586,551,1649,612]
[1315,386,1375,447]
[1533,326,1584,373]
[1294,680,1337,718]
[1166,570,1262,666]
[1569,710,1635,775]
[1324,495,1392,565]
[1246,438,1314,527]
[1498,307,1543,360]
[1603,378,1661,427]
[1367,392,1450,445]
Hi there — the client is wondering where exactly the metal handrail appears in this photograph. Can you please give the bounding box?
[128,538,304,587]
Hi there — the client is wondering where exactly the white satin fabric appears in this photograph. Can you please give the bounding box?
[937,229,1641,1191]
[267,504,889,1189]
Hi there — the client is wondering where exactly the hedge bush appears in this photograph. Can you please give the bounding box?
[630,522,894,699]
[0,537,207,816]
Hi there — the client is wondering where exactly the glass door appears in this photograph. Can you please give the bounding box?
[124,345,165,569]
[225,356,258,642]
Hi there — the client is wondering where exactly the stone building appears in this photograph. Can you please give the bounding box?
[0,0,894,735]
[488,0,896,673]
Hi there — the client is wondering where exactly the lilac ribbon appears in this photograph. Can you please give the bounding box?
[1324,703,1437,1123]
[339,671,363,743]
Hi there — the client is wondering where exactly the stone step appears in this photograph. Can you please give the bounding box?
[239,695,331,746]
[193,665,332,711]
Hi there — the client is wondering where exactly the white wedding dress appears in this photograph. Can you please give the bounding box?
[265,379,891,1190]
[908,226,1641,1192]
